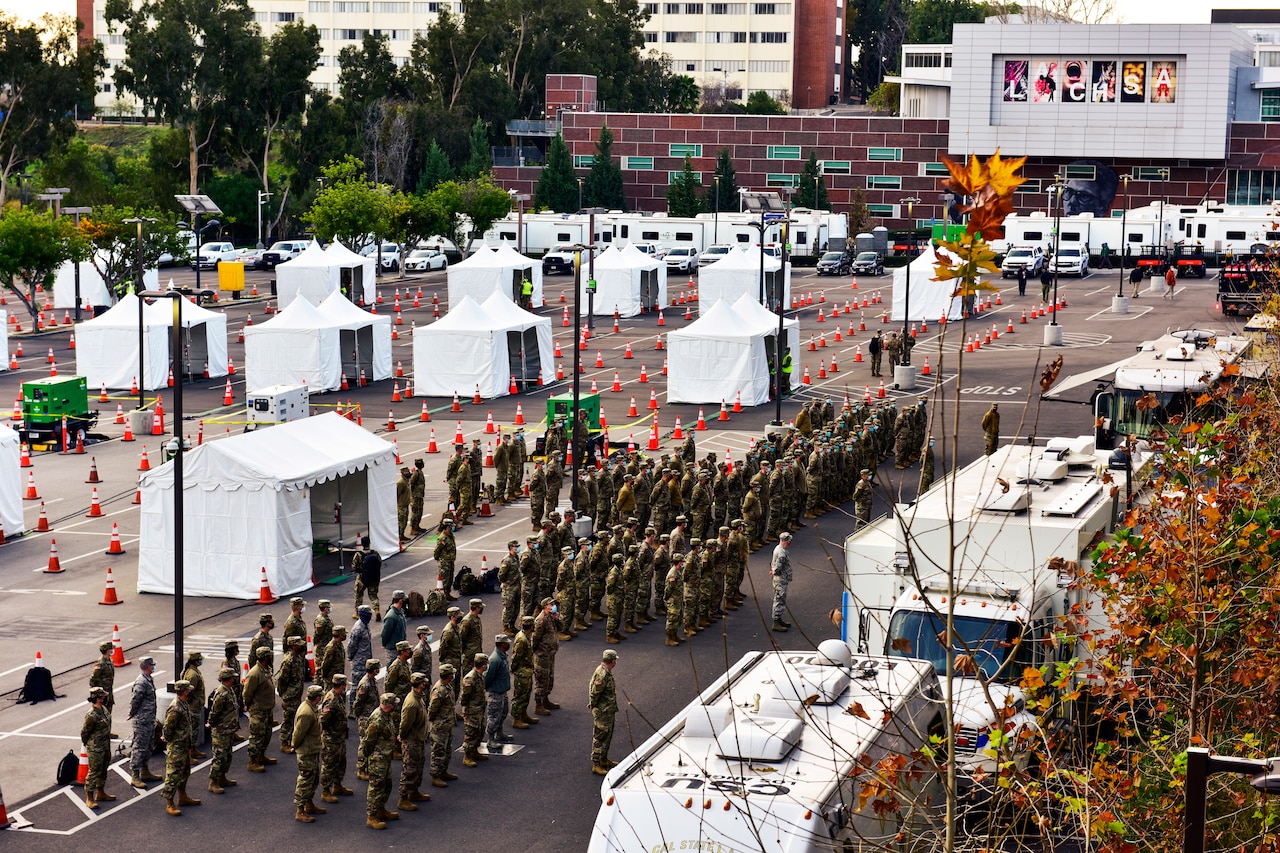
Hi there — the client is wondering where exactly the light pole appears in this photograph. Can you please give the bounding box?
[123,216,157,412]
[256,190,274,249]
[895,197,921,390]
[37,187,70,217]
[1045,174,1065,346]
[176,194,223,370]
[1156,166,1170,261]
[772,191,794,426]
[1115,174,1130,313]
[64,206,93,321]
[713,175,720,244]
[577,178,584,214]
[512,192,530,254]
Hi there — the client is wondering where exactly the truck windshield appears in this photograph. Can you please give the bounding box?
[1106,389,1191,439]
[886,610,1021,683]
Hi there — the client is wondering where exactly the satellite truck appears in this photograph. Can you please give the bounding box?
[842,435,1153,794]
[587,642,943,853]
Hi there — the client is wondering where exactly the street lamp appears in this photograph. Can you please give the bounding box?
[577,178,584,214]
[713,175,720,244]
[63,205,93,321]
[1156,166,1170,260]
[509,191,530,254]
[1115,174,1130,311]
[772,189,795,426]
[37,187,70,217]
[123,216,157,412]
[896,197,921,390]
[256,190,274,249]
[177,193,223,312]
[1045,174,1065,346]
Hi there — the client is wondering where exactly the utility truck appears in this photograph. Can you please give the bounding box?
[843,436,1152,795]
[588,642,943,853]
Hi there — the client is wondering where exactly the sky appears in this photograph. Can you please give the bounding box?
[0,0,1277,26]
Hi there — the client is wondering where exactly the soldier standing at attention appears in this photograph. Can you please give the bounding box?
[249,612,275,668]
[319,673,351,803]
[446,443,465,510]
[494,432,511,505]
[483,634,514,751]
[181,651,208,758]
[981,403,1000,456]
[555,546,578,639]
[455,453,475,526]
[347,606,374,706]
[81,687,115,809]
[244,647,278,772]
[439,607,464,702]
[460,653,489,768]
[277,636,308,754]
[769,532,794,632]
[221,641,243,717]
[129,656,162,788]
[528,459,546,531]
[408,458,426,536]
[434,514,459,600]
[573,537,592,632]
[663,553,685,646]
[459,598,486,671]
[292,684,325,823]
[742,484,763,553]
[428,665,459,788]
[726,519,748,608]
[508,429,529,503]
[589,649,619,776]
[683,540,703,637]
[499,539,522,636]
[469,438,484,516]
[352,659,382,781]
[615,473,637,520]
[920,437,936,493]
[854,469,874,528]
[411,624,433,683]
[396,466,412,541]
[352,537,382,621]
[161,679,200,816]
[312,599,334,660]
[89,641,115,717]
[207,667,240,794]
[604,554,625,644]
[320,625,347,693]
[545,451,564,514]
[532,597,562,715]
[510,615,538,728]
[385,641,414,749]
[398,672,431,812]
[362,694,400,830]
[282,597,307,659]
[519,535,542,617]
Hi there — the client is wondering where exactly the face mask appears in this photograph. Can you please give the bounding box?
[551,605,559,614]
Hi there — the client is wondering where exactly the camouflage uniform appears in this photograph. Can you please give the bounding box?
[434,524,457,598]
[312,605,334,660]
[428,671,457,782]
[499,542,523,634]
[459,604,485,671]
[588,534,612,619]
[726,522,749,604]
[352,663,381,778]
[89,645,115,710]
[507,433,528,502]
[649,474,671,542]
[555,551,577,634]
[519,543,541,617]
[636,535,657,620]
[409,463,426,534]
[528,464,546,529]
[319,678,349,796]
[545,454,564,514]
[361,699,398,822]
[460,660,488,765]
[683,544,703,635]
[207,675,239,790]
[80,698,112,798]
[573,540,592,631]
[248,624,274,669]
[494,437,511,504]
[664,557,685,644]
[242,653,276,768]
[319,630,346,693]
[589,656,618,770]
[605,556,625,640]
[161,692,194,806]
[399,677,430,803]
[439,615,463,701]
[292,690,322,813]
[532,607,561,711]
[511,619,536,725]
[277,645,307,752]
[411,629,433,684]
[456,457,474,523]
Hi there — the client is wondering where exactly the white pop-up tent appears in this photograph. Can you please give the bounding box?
[323,241,377,306]
[890,243,965,322]
[137,412,398,599]
[316,291,392,383]
[74,292,171,390]
[243,297,343,392]
[592,244,667,317]
[447,243,543,307]
[413,293,554,399]
[697,245,791,311]
[51,255,158,310]
[666,296,800,406]
[145,292,229,381]
[276,240,377,309]
[0,424,21,536]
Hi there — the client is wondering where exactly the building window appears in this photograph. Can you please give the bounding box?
[337,28,367,39]
[767,173,799,187]
[309,1,330,10]
[670,143,702,157]
[665,31,700,42]
[866,204,895,216]
[868,147,902,162]
[669,171,703,182]
[645,2,659,12]
[753,2,776,11]
[333,1,370,11]
[273,10,296,20]
[318,28,331,38]
[1130,166,1172,180]
[750,31,787,43]
[1263,90,1280,122]
[645,32,658,42]
[921,162,949,177]
[748,60,789,73]
[1014,179,1041,193]
[1063,164,1096,180]
[904,52,943,68]
[374,1,409,10]
[623,157,654,170]
[866,175,902,189]
[708,31,746,43]
[821,160,850,174]
[767,145,801,160]
[254,11,269,22]
[1227,169,1280,204]
[686,3,704,11]
[574,155,593,168]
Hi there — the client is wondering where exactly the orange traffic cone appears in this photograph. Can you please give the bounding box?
[44,539,62,573]
[611,371,622,392]
[36,501,49,532]
[19,442,30,467]
[257,566,277,604]
[132,484,141,505]
[922,356,931,376]
[86,457,101,484]
[451,392,462,413]
[696,408,707,431]
[453,421,464,445]
[420,401,432,422]
[513,403,525,426]
[628,396,638,417]
[830,354,838,374]
[554,339,563,357]
[623,342,633,359]
[718,400,730,421]
[484,442,495,468]
[877,379,886,399]
[111,625,130,665]
[86,487,103,518]
[648,418,660,451]
[106,522,125,555]
[115,403,125,425]
[485,411,496,434]
[595,351,604,369]
[590,378,598,395]
[76,747,89,786]
[672,417,684,440]
[733,392,742,413]
[122,418,134,442]
[510,374,518,395]
[24,471,38,500]
[473,384,482,405]
[854,344,863,363]
[639,364,649,383]
[386,410,397,431]
[138,446,150,471]
[391,382,402,403]
[427,428,439,453]
[99,568,122,605]
[801,366,812,386]
[151,408,162,436]
[648,388,659,411]
[657,310,665,326]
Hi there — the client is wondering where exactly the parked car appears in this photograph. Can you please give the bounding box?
[852,251,885,276]
[1001,245,1045,278]
[630,241,665,259]
[234,248,267,270]
[698,244,733,267]
[404,248,448,272]
[159,230,195,267]
[665,246,699,272]
[816,250,851,276]
[192,241,237,270]
[261,240,309,269]
[359,242,402,270]
[541,244,579,275]
[1050,245,1090,276]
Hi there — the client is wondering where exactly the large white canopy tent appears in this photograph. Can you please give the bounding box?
[243,297,343,392]
[446,243,543,307]
[413,293,554,399]
[51,256,158,310]
[145,292,229,381]
[696,246,791,311]
[322,240,377,305]
[275,241,376,309]
[591,244,667,317]
[0,424,21,537]
[74,292,172,391]
[666,296,800,406]
[137,413,398,599]
[316,291,392,383]
[890,243,966,322]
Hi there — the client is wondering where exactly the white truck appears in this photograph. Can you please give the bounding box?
[588,641,943,853]
[843,436,1152,793]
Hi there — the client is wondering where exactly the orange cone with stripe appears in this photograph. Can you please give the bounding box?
[420,400,432,422]
[696,408,707,431]
[100,568,122,605]
[36,501,49,532]
[672,417,684,440]
[106,522,125,555]
[427,428,439,453]
[44,539,62,573]
[513,404,524,425]
[76,747,89,785]
[24,472,38,500]
[110,625,130,665]
[86,457,101,484]
[718,400,730,421]
[86,487,103,517]
[19,442,30,467]
[138,446,150,471]
[257,566,277,604]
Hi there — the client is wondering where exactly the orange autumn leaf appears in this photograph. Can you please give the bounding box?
[985,150,1028,197]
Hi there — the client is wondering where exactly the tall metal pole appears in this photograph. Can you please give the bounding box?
[758,212,766,305]
[65,206,92,321]
[577,178,584,214]
[1157,167,1169,259]
[571,248,583,511]
[1118,175,1130,297]
[587,211,596,331]
[124,216,155,412]
[773,216,788,426]
[899,197,920,364]
[713,176,720,244]
[1051,174,1063,326]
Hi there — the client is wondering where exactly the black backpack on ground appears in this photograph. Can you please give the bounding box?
[56,749,78,785]
[456,566,481,596]
[406,590,426,618]
[424,590,449,616]
[18,665,61,704]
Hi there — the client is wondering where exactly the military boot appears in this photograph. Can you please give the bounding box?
[444,771,459,780]
[262,756,278,765]
[431,776,449,788]
[574,618,589,632]
[335,784,354,796]
[356,768,370,781]
[512,717,530,729]
[305,800,327,814]
[396,796,418,811]
[367,814,386,830]
[321,787,339,803]
[378,807,400,821]
[248,761,266,773]
[622,621,637,634]
[590,608,606,621]
[177,788,202,807]
[96,787,116,802]
[522,711,540,724]
[605,634,621,644]
[85,791,99,809]
[410,789,431,802]
[544,699,561,710]
[208,777,224,795]
[534,703,551,716]
[190,746,209,760]
[142,768,164,781]
[771,620,789,632]
[592,764,608,776]
[131,775,148,788]
[557,630,573,641]
[220,775,238,787]
[462,752,478,768]
[665,634,681,647]
[295,807,315,823]
[164,797,181,816]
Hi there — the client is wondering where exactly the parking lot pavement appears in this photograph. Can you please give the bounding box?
[0,260,1238,842]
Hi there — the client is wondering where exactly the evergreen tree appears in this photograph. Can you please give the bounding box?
[463,117,491,179]
[666,155,704,217]
[583,124,626,211]
[534,134,580,213]
[415,139,454,194]
[710,149,739,213]
[795,151,830,209]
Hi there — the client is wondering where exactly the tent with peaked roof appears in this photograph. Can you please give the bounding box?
[322,240,377,305]
[696,246,791,311]
[51,255,158,310]
[446,243,543,307]
[144,292,229,381]
[592,244,667,317]
[316,291,392,383]
[666,297,800,406]
[275,240,375,309]
[890,243,965,322]
[74,292,172,390]
[137,412,398,599]
[243,297,343,392]
[413,293,554,399]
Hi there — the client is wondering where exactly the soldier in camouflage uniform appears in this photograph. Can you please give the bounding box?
[282,597,307,658]
[697,540,720,627]
[362,694,399,830]
[635,528,657,624]
[537,518,559,604]
[312,599,334,660]
[649,469,672,541]
[81,686,115,809]
[439,607,463,703]
[347,606,374,706]
[573,537,592,632]
[532,597,562,714]
[398,672,431,811]
[499,539,523,635]
[588,530,612,620]
[683,540,703,637]
[319,625,346,692]
[725,519,748,608]
[428,665,459,787]
[709,528,731,619]
[519,535,541,619]
[459,598,485,672]
[207,667,239,794]
[446,444,465,510]
[554,546,578,638]
[545,451,564,514]
[595,461,615,528]
[408,458,426,535]
[663,553,685,646]
[385,641,413,756]
[181,651,207,757]
[766,463,785,542]
[689,470,712,542]
[651,533,672,614]
[89,641,115,714]
[277,636,307,754]
[494,433,511,504]
[854,469,874,527]
[319,673,350,802]
[634,461,653,531]
[460,654,489,767]
[589,650,619,775]
[248,612,274,668]
[604,554,625,643]
[161,680,199,816]
[292,684,325,822]
[919,437,936,493]
[510,615,538,728]
[528,460,546,530]
[434,516,458,600]
[221,640,243,716]
[352,658,381,780]
[508,429,529,502]
[742,484,763,552]
[456,454,475,526]
[469,438,484,517]
[243,647,277,773]
[411,624,433,683]
[620,545,640,634]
